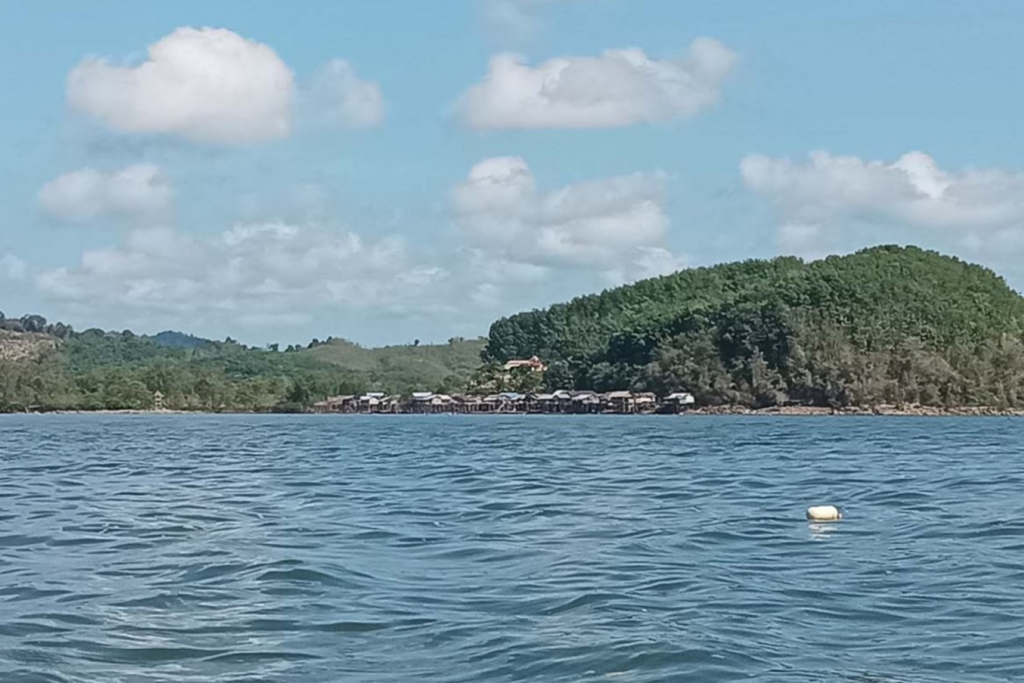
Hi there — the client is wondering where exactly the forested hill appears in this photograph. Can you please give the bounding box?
[0,313,484,412]
[484,246,1024,408]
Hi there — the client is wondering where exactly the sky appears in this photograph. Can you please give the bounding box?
[2,0,1024,347]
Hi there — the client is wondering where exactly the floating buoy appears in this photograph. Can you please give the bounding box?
[806,505,842,521]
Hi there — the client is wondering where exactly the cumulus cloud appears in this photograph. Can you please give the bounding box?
[1,254,27,282]
[452,156,683,282]
[29,157,686,337]
[741,150,1024,255]
[306,59,385,129]
[457,38,736,129]
[35,223,444,328]
[39,164,172,225]
[67,27,295,145]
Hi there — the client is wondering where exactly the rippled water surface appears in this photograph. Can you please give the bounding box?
[2,415,1024,682]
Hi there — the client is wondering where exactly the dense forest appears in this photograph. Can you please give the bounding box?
[0,311,484,412]
[4,245,1024,412]
[483,246,1024,409]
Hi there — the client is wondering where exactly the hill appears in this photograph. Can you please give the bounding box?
[484,246,1024,408]
[299,337,487,395]
[149,330,213,349]
[0,328,363,412]
[0,319,485,412]
[0,330,56,362]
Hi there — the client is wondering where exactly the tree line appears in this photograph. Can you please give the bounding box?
[0,327,414,412]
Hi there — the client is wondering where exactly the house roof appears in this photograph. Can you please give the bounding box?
[502,355,547,371]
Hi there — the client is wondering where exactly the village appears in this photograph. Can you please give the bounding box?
[311,389,697,415]
[312,356,696,415]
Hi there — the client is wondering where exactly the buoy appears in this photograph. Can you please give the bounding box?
[806,505,842,521]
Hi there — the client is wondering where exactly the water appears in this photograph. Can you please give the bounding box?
[1,415,1023,682]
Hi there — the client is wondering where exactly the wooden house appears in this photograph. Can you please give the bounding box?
[605,390,635,413]
[663,392,696,413]
[358,392,387,413]
[634,392,658,413]
[313,395,357,413]
[570,390,602,414]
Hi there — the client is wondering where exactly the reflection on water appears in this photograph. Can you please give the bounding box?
[807,521,841,540]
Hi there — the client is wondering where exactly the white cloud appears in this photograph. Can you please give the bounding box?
[480,0,597,43]
[481,0,540,39]
[463,248,550,283]
[602,246,688,286]
[456,38,736,129]
[35,223,444,329]
[741,150,1024,255]
[39,164,172,225]
[28,156,686,338]
[454,248,552,308]
[67,27,295,145]
[776,223,825,255]
[480,0,555,40]
[1,254,27,282]
[307,59,385,129]
[451,156,683,282]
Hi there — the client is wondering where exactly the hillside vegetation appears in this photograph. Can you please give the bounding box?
[0,330,55,362]
[0,316,483,412]
[484,246,1024,408]
[300,337,486,393]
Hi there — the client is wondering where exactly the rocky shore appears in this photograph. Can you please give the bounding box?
[691,404,1024,417]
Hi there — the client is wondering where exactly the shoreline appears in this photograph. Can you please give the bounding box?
[6,405,1024,417]
[690,405,1024,417]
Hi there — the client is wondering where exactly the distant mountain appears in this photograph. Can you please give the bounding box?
[149,330,213,349]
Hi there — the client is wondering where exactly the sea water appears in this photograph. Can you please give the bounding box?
[2,414,1022,682]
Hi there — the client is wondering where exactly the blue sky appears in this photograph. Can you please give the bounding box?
[2,0,1023,346]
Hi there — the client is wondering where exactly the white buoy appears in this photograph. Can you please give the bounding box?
[806,505,842,521]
